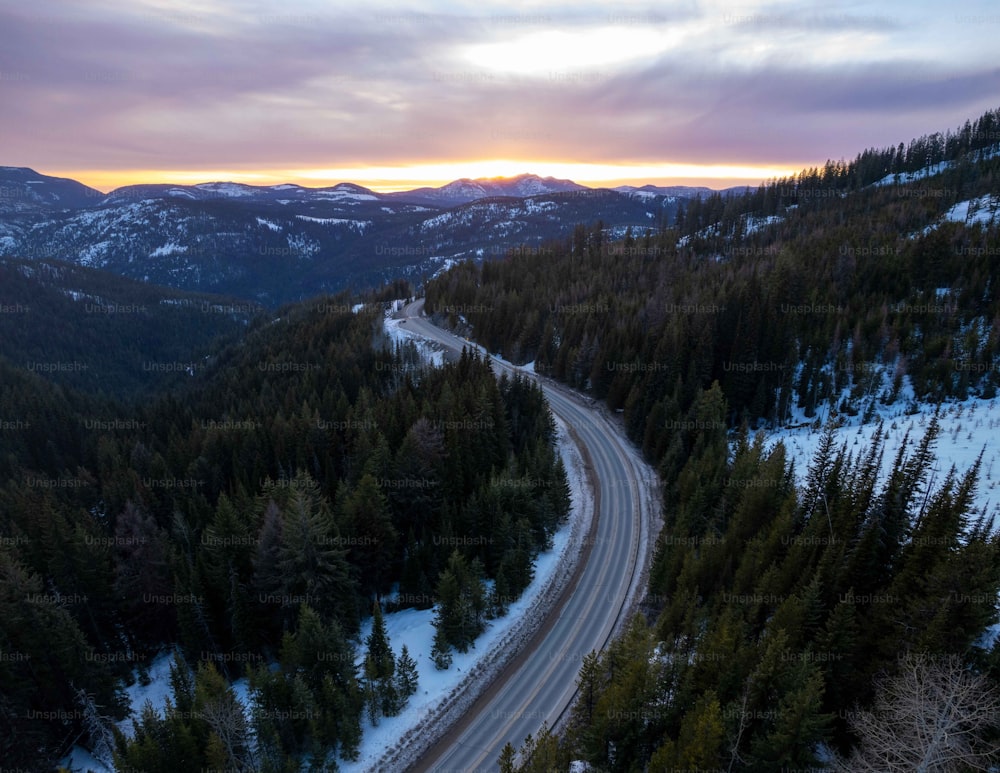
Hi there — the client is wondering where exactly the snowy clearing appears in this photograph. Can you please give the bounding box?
[770,376,1000,525]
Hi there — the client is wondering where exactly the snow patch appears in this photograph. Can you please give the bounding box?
[284,233,321,258]
[295,215,371,233]
[522,198,559,214]
[743,214,783,234]
[771,387,1000,524]
[944,195,1000,227]
[115,649,190,738]
[78,240,111,267]
[255,217,282,232]
[193,182,255,197]
[149,242,188,258]
[873,161,953,187]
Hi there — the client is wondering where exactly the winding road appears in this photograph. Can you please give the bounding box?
[397,299,658,773]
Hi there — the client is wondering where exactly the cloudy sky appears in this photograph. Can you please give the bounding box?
[1,0,998,191]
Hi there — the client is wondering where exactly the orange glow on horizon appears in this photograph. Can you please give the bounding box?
[47,160,805,194]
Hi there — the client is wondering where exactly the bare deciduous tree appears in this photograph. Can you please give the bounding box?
[839,653,1000,772]
[74,687,115,766]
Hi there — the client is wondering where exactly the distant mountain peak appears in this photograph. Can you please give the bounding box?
[329,182,375,193]
[0,166,104,212]
[388,173,587,206]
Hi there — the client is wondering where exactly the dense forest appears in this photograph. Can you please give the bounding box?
[0,257,261,398]
[423,109,1000,770]
[426,108,1000,451]
[0,295,569,769]
[675,106,1000,241]
[502,393,1000,770]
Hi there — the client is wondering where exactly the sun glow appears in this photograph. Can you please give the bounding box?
[57,160,800,194]
[286,160,799,191]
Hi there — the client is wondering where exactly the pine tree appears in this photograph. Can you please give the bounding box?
[750,659,830,768]
[518,721,567,772]
[396,644,419,699]
[275,473,358,630]
[194,660,254,771]
[498,741,518,773]
[491,559,512,617]
[433,549,486,652]
[364,601,398,719]
[113,500,173,646]
[431,624,452,670]
[342,473,398,599]
[673,691,725,770]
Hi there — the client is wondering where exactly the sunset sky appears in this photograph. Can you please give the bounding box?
[1,0,998,192]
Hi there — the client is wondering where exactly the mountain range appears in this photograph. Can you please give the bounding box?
[0,168,734,305]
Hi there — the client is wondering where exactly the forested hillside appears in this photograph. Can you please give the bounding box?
[0,169,685,306]
[423,109,1000,770]
[427,107,1000,453]
[0,297,569,769]
[0,257,261,397]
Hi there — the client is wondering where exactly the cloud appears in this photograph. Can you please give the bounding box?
[1,0,998,186]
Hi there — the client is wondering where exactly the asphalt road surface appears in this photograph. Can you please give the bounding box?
[399,299,656,773]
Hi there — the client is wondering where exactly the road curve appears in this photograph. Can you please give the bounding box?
[399,299,658,773]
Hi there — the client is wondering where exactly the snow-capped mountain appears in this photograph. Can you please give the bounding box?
[388,173,587,207]
[0,167,702,305]
[101,180,384,206]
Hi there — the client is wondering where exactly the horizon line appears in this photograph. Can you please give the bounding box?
[16,160,804,195]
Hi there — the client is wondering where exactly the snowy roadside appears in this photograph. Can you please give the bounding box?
[345,410,594,771]
[352,305,604,770]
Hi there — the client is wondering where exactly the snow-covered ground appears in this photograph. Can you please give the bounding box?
[768,376,1000,525]
[62,649,250,772]
[770,369,1000,659]
[873,160,953,187]
[944,194,1000,227]
[743,214,783,234]
[294,215,371,232]
[255,217,282,232]
[383,311,446,368]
